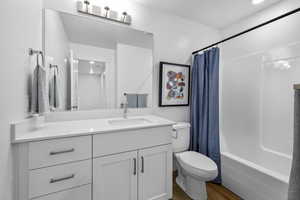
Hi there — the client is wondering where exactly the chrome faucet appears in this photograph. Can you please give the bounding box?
[123,93,128,119]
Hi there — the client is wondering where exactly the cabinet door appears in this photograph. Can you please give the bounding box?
[93,151,138,200]
[138,145,172,200]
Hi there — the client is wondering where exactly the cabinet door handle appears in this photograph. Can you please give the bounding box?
[133,158,137,175]
[50,174,75,183]
[141,156,144,173]
[49,148,75,156]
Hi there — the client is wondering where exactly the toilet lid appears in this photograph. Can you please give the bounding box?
[176,151,217,172]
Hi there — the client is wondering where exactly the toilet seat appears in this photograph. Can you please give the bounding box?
[176,151,218,180]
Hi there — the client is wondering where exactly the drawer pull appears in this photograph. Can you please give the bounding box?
[133,158,137,175]
[49,148,75,156]
[50,174,75,183]
[141,156,144,173]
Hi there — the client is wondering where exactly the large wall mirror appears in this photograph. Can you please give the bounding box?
[44,9,154,111]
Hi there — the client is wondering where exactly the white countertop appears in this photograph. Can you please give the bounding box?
[11,115,175,143]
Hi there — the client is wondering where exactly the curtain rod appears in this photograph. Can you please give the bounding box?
[192,7,300,55]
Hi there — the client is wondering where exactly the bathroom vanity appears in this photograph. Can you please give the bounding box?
[12,5,174,200]
[12,115,174,200]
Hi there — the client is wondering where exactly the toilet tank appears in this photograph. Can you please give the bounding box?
[172,122,191,153]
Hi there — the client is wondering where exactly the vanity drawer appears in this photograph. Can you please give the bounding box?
[29,160,92,199]
[32,184,91,200]
[28,136,92,169]
[93,126,172,157]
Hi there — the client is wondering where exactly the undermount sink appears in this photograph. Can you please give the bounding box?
[108,118,152,126]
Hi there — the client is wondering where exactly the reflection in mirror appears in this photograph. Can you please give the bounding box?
[44,9,154,111]
[74,59,107,110]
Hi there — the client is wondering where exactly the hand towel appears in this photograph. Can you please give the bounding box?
[49,66,60,110]
[31,54,48,114]
[138,94,148,108]
[126,93,138,108]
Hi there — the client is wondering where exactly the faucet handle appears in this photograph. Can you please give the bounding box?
[120,102,128,108]
[123,93,128,104]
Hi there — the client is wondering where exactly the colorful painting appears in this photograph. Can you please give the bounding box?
[166,71,186,99]
[159,62,190,106]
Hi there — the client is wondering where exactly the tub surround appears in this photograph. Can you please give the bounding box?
[11,115,175,143]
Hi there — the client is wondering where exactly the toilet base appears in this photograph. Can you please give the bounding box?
[176,171,207,200]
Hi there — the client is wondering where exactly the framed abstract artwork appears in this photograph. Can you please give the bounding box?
[159,62,190,107]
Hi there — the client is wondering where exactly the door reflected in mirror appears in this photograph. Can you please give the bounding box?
[44,9,154,111]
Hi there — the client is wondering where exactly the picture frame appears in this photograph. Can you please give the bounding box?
[159,62,190,107]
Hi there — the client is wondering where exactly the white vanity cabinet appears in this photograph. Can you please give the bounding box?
[138,145,172,200]
[93,126,173,200]
[13,118,173,200]
[30,185,92,200]
[93,151,138,200]
[93,145,172,200]
[14,136,92,200]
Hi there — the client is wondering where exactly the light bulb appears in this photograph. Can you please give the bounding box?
[252,0,265,5]
[89,61,94,74]
[89,67,94,74]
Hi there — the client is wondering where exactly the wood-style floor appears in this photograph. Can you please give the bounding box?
[173,175,241,200]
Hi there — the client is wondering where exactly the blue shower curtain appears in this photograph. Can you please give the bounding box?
[190,47,221,184]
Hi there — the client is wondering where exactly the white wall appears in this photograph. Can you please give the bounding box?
[0,0,42,200]
[116,44,153,108]
[45,9,70,110]
[222,0,300,38]
[43,0,220,122]
[0,1,220,199]
[70,43,116,109]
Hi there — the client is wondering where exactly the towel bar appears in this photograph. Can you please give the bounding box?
[28,48,43,56]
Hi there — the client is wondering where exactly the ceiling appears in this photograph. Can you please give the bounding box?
[132,0,283,28]
[60,12,153,50]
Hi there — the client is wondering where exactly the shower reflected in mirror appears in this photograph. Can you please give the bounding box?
[44,9,154,111]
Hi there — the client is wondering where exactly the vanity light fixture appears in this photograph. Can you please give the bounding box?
[122,12,128,22]
[89,68,94,74]
[104,6,110,18]
[84,0,90,12]
[274,60,291,70]
[76,1,132,25]
[252,0,265,5]
[89,61,95,74]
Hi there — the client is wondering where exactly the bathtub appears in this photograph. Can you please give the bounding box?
[221,151,290,200]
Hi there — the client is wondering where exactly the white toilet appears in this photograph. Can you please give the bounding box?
[172,122,218,200]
